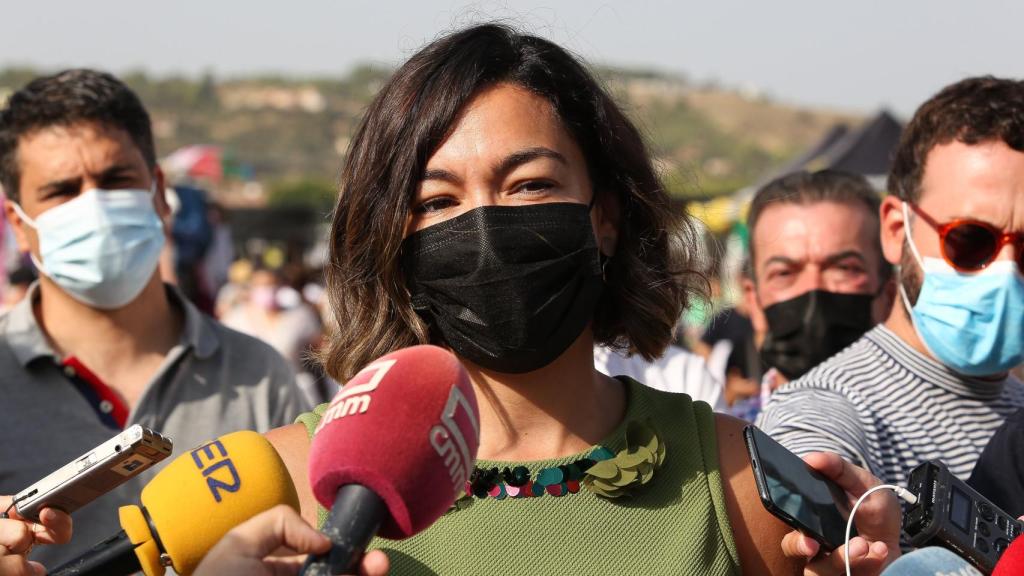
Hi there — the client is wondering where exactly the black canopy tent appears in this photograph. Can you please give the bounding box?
[745,109,904,194]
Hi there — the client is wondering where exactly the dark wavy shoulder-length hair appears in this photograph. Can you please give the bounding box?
[321,23,705,381]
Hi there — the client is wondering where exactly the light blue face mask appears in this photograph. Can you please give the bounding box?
[900,202,1024,376]
[13,187,165,309]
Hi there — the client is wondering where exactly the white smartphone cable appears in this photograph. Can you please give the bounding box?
[845,484,919,576]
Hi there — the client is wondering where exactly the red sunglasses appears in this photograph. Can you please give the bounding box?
[909,203,1024,272]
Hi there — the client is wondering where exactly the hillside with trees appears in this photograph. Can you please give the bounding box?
[0,66,860,207]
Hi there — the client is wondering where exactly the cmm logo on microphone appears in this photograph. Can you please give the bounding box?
[316,359,397,433]
[430,385,479,494]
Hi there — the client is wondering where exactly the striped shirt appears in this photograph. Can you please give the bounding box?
[756,325,1024,487]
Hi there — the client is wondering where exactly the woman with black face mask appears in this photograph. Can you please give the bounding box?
[266,24,901,576]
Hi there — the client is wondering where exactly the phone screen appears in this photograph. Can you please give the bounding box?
[744,426,851,550]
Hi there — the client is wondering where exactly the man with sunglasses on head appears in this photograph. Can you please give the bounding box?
[758,76,1024,494]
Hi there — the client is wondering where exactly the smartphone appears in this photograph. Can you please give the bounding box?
[13,425,173,521]
[743,425,852,551]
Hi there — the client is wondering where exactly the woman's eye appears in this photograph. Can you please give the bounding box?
[514,180,554,195]
[413,196,457,214]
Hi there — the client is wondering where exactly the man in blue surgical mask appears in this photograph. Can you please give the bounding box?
[0,69,307,569]
[758,76,1024,500]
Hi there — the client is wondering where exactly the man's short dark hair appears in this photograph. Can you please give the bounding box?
[889,76,1024,202]
[0,69,156,203]
[746,169,891,283]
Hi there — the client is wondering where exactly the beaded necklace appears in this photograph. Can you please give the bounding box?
[454,419,665,509]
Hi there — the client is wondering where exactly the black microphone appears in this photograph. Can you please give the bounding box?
[48,531,140,576]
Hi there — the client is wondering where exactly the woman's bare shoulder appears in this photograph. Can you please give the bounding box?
[265,423,319,525]
[715,413,802,576]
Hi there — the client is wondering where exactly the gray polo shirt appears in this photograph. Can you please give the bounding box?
[0,284,309,567]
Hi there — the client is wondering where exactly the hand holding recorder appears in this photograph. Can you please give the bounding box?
[49,430,298,576]
[0,499,72,576]
[12,426,172,524]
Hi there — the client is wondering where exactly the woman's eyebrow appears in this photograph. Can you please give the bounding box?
[494,147,566,177]
[421,147,567,183]
[421,168,460,184]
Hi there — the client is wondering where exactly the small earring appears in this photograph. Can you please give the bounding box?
[600,254,610,282]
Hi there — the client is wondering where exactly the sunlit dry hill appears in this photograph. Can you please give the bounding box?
[0,66,862,205]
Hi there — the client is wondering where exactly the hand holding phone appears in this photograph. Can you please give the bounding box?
[744,425,852,550]
[744,426,903,575]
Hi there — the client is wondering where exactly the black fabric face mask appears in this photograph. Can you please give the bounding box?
[400,202,604,374]
[759,289,874,381]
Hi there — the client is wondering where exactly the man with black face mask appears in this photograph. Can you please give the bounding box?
[739,169,895,420]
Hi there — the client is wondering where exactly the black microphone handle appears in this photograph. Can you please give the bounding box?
[47,530,141,576]
[301,484,387,576]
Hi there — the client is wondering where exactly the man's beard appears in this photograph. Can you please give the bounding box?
[899,237,924,318]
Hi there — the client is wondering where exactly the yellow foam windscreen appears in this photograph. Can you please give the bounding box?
[119,505,165,576]
[139,430,300,575]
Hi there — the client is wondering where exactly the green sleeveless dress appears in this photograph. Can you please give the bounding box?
[296,378,741,575]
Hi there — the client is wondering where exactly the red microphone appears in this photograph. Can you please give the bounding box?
[994,534,1024,576]
[302,345,479,575]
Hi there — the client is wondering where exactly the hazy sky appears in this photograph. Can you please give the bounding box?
[2,0,1020,116]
